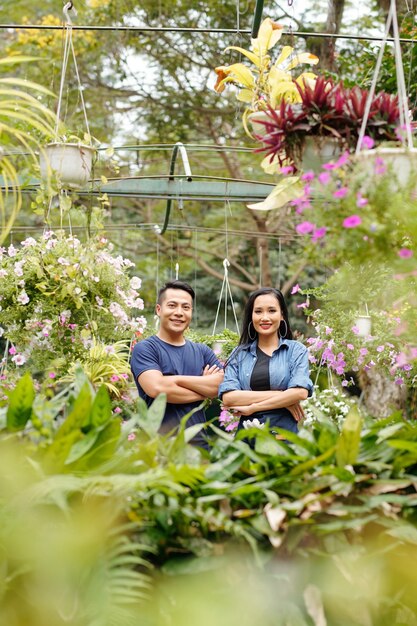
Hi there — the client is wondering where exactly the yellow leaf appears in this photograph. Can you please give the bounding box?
[274,46,294,68]
[225,45,262,69]
[247,177,303,211]
[236,89,254,103]
[218,63,256,89]
[286,52,320,71]
[100,175,108,184]
[260,154,280,174]
[252,18,284,56]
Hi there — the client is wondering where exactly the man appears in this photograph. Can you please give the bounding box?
[130,280,224,445]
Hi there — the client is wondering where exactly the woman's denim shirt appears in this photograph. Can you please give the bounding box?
[218,338,314,399]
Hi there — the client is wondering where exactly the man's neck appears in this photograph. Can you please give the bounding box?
[156,329,186,346]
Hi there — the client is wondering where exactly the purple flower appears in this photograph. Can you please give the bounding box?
[351,326,360,335]
[312,227,327,242]
[301,171,315,182]
[395,377,404,386]
[333,187,349,199]
[398,248,413,258]
[291,283,301,294]
[296,221,315,235]
[49,372,56,379]
[343,215,362,228]
[356,193,368,208]
[346,343,354,350]
[375,157,386,175]
[359,347,369,356]
[297,301,308,309]
[361,135,375,150]
[114,407,122,414]
[318,172,331,185]
[280,165,294,175]
[377,345,384,352]
[341,380,349,387]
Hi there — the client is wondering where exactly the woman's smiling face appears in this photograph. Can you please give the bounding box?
[252,293,283,337]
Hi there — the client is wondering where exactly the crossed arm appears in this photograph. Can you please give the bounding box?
[222,387,308,422]
[138,365,224,404]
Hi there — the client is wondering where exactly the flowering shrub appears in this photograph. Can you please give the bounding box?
[290,140,416,267]
[0,231,146,374]
[303,386,358,429]
[219,407,239,433]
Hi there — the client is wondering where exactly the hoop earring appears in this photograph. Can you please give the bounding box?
[248,321,257,341]
[279,320,288,339]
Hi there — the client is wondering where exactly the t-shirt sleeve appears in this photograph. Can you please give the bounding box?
[130,340,162,382]
[201,344,224,369]
[218,349,242,399]
[287,343,314,397]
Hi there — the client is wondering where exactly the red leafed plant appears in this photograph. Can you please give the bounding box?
[256,76,403,168]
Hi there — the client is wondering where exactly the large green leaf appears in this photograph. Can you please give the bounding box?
[336,406,362,467]
[65,430,99,465]
[54,383,92,440]
[139,394,166,438]
[6,372,35,431]
[90,384,112,428]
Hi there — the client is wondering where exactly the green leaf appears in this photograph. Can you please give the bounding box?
[54,383,92,440]
[139,394,166,437]
[90,385,112,428]
[65,430,99,465]
[336,406,362,467]
[6,372,35,431]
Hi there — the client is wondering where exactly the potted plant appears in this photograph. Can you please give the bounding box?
[258,76,403,170]
[39,132,98,189]
[214,17,319,135]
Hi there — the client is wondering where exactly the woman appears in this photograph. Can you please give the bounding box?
[218,287,313,435]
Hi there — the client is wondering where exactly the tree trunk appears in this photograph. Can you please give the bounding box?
[359,369,407,418]
[319,0,346,71]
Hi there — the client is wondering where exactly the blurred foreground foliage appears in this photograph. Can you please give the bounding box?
[1,374,417,624]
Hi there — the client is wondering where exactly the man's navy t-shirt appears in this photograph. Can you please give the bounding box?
[130,335,221,432]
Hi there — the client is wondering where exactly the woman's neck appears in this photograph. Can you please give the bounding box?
[257,334,279,355]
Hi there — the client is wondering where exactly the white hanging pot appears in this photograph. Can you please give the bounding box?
[354,146,417,188]
[354,315,372,337]
[301,136,343,172]
[40,142,96,188]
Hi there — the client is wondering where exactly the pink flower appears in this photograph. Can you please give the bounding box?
[301,171,315,182]
[398,248,413,258]
[318,172,331,185]
[333,186,349,199]
[346,343,354,350]
[325,326,333,335]
[113,407,122,414]
[395,377,404,386]
[296,301,308,309]
[360,135,375,150]
[341,380,349,387]
[12,354,26,366]
[351,326,360,335]
[128,432,136,440]
[9,346,17,355]
[375,157,386,175]
[49,372,56,379]
[356,193,368,207]
[359,347,369,356]
[280,165,294,175]
[343,215,362,228]
[296,221,315,235]
[312,227,327,242]
[110,375,120,382]
[291,284,301,294]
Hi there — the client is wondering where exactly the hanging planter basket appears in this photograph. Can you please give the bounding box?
[354,314,372,337]
[40,142,96,189]
[354,146,417,188]
[301,136,343,172]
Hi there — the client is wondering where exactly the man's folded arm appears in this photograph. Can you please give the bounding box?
[138,370,205,403]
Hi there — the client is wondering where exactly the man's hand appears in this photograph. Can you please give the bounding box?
[224,404,254,418]
[287,402,305,422]
[202,364,223,376]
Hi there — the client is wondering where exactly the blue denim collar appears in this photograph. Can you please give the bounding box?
[246,338,290,355]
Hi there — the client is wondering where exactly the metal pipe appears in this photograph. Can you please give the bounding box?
[160,142,193,235]
[251,0,264,39]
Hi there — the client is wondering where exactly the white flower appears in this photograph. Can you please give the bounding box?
[0,269,8,278]
[57,257,70,265]
[45,239,57,250]
[42,230,54,240]
[14,261,25,277]
[0,327,4,337]
[8,244,17,257]
[95,296,104,306]
[21,237,37,247]
[243,418,265,430]
[130,276,142,290]
[74,287,82,295]
[17,291,30,305]
[12,354,26,366]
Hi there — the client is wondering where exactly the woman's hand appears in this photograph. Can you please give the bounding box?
[287,402,305,422]
[225,405,254,418]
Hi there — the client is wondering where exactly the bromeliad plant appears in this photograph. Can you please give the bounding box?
[214,17,319,134]
[0,231,146,376]
[259,76,402,168]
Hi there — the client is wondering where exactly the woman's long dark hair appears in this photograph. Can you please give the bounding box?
[239,287,293,346]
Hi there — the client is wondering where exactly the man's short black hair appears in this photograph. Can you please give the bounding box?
[157,280,195,304]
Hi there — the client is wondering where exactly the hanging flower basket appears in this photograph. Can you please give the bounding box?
[40,142,96,188]
[301,136,343,172]
[354,146,417,187]
[354,314,372,337]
